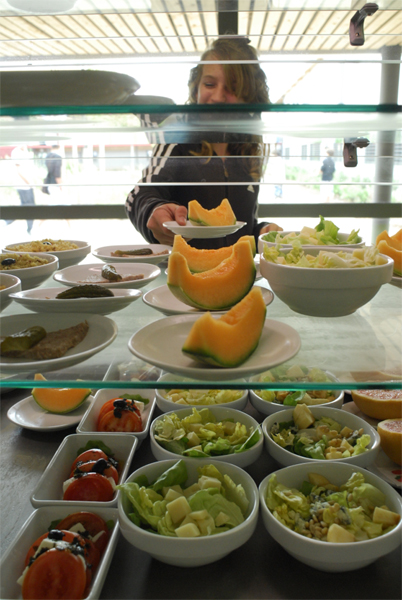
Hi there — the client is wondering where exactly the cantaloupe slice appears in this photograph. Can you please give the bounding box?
[351,389,402,420]
[377,418,402,465]
[188,198,236,226]
[182,286,266,367]
[31,373,91,414]
[172,235,256,273]
[375,229,402,276]
[167,240,256,310]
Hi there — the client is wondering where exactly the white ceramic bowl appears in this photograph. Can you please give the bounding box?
[259,462,402,572]
[259,249,393,317]
[93,244,171,265]
[118,458,259,567]
[77,388,156,444]
[30,433,138,508]
[258,231,365,254]
[0,504,120,600]
[4,239,91,269]
[262,405,380,468]
[0,252,59,290]
[248,368,344,416]
[0,273,21,311]
[150,406,263,468]
[54,262,161,290]
[155,373,249,413]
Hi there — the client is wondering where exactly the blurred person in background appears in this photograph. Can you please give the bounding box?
[320,147,335,202]
[6,145,36,234]
[43,143,63,198]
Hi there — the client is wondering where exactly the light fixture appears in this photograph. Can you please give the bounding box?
[6,0,77,13]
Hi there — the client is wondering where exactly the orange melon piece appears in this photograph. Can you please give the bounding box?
[171,234,256,273]
[351,389,402,420]
[377,418,402,465]
[377,240,402,276]
[167,240,256,310]
[182,286,266,367]
[188,198,236,226]
[32,373,91,414]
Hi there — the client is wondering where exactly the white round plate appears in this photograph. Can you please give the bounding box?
[7,394,94,431]
[92,244,171,265]
[163,220,246,239]
[390,274,402,288]
[3,240,91,270]
[128,315,301,382]
[142,284,274,316]
[9,287,142,315]
[53,262,161,289]
[0,313,118,373]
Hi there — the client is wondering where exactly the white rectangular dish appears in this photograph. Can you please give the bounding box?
[30,433,137,509]
[0,505,119,600]
[77,388,156,443]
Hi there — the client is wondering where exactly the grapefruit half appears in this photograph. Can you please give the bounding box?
[377,418,402,466]
[351,389,402,420]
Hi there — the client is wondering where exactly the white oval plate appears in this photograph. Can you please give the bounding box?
[10,287,142,315]
[3,240,91,270]
[142,284,274,316]
[0,313,118,373]
[92,244,171,265]
[53,262,161,289]
[128,315,301,382]
[7,394,94,431]
[163,220,246,239]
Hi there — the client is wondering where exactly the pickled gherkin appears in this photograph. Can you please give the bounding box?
[101,264,122,282]
[56,285,114,299]
[113,248,152,256]
[0,326,46,357]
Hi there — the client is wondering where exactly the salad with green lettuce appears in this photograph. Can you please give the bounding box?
[118,460,249,537]
[263,243,388,269]
[153,407,260,457]
[266,471,400,542]
[253,365,336,406]
[262,216,362,246]
[269,404,371,460]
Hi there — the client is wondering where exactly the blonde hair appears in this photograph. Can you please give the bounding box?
[187,37,269,180]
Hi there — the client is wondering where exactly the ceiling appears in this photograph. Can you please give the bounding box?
[0,0,400,63]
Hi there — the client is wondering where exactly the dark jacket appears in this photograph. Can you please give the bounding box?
[125,143,269,249]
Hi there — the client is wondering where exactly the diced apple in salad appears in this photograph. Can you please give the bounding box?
[262,216,362,246]
[263,244,389,269]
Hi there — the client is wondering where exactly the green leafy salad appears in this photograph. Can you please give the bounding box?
[263,243,388,269]
[270,404,371,460]
[153,407,260,457]
[262,216,362,246]
[266,471,401,542]
[118,460,249,537]
[253,365,336,406]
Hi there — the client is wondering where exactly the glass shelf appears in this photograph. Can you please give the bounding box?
[1,270,401,390]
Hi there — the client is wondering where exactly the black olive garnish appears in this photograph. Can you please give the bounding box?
[1,257,16,266]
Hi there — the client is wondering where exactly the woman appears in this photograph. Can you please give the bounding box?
[125,37,282,249]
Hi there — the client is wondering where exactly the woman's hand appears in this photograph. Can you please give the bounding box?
[147,203,188,245]
[260,223,283,235]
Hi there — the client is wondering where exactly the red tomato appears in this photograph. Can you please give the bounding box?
[63,473,114,502]
[71,449,108,472]
[22,547,87,600]
[56,512,110,556]
[96,397,140,429]
[98,409,142,433]
[24,530,98,571]
[70,459,119,484]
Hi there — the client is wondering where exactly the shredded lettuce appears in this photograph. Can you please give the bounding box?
[261,216,362,247]
[263,243,387,269]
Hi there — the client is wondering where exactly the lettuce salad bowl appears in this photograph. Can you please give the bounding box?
[117,458,259,567]
[260,245,393,317]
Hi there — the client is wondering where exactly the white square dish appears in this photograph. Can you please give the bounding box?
[30,433,137,509]
[76,388,156,443]
[0,505,119,600]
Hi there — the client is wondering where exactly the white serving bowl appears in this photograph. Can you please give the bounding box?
[0,252,59,290]
[118,458,259,567]
[0,273,21,311]
[30,433,138,509]
[258,231,365,254]
[248,369,344,416]
[4,239,91,269]
[77,387,156,444]
[150,406,263,468]
[0,504,120,600]
[155,373,249,413]
[262,405,380,468]
[259,249,393,317]
[259,462,402,572]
